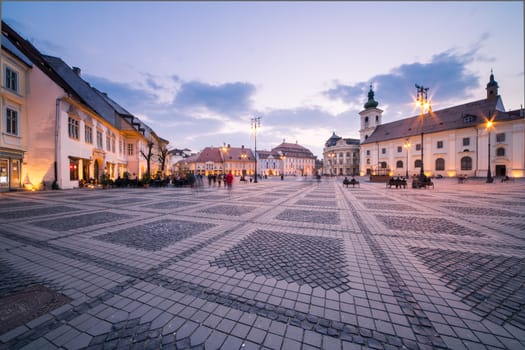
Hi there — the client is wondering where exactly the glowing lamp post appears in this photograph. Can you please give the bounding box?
[486,119,493,183]
[404,140,410,179]
[415,84,430,181]
[251,117,261,183]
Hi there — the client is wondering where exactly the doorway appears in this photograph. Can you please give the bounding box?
[495,165,506,177]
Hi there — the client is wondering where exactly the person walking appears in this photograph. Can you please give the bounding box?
[225,171,234,195]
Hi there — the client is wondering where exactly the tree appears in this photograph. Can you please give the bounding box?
[158,145,169,177]
[140,140,154,179]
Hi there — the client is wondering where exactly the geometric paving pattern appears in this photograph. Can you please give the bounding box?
[410,247,525,330]
[276,209,340,225]
[362,202,414,210]
[295,200,336,207]
[95,219,216,251]
[443,206,523,217]
[0,206,79,220]
[210,230,350,292]
[149,201,195,210]
[376,215,485,237]
[31,212,132,231]
[199,205,256,216]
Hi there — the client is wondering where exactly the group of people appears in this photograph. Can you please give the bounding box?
[193,171,234,190]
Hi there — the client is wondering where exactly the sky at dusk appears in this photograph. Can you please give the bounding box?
[2,1,524,157]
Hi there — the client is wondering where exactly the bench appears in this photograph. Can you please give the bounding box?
[386,178,407,189]
[412,178,434,189]
[343,178,360,188]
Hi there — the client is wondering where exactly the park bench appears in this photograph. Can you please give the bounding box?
[343,178,360,188]
[412,177,434,189]
[386,177,407,189]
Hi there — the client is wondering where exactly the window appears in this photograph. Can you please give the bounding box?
[69,158,79,180]
[366,150,370,156]
[435,158,445,171]
[463,137,470,146]
[380,162,387,169]
[366,158,370,164]
[106,135,111,151]
[127,143,134,156]
[463,115,476,124]
[339,152,343,157]
[415,159,422,168]
[376,115,379,122]
[461,156,472,171]
[68,117,79,140]
[96,131,103,148]
[85,125,93,144]
[496,147,505,157]
[4,66,18,92]
[437,141,443,149]
[111,136,116,153]
[119,140,123,155]
[381,148,386,154]
[496,133,505,143]
[397,146,402,153]
[346,152,350,157]
[6,108,18,135]
[416,144,421,151]
[396,160,403,169]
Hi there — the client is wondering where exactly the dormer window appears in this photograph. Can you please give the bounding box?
[463,114,476,124]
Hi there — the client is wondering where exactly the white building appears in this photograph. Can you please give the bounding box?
[359,73,525,179]
[322,132,360,176]
[1,22,168,190]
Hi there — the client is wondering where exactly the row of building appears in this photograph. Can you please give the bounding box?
[170,141,317,178]
[1,22,170,191]
[2,20,523,193]
[324,74,525,179]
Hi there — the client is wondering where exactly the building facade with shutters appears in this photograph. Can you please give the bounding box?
[359,73,524,179]
[1,22,168,190]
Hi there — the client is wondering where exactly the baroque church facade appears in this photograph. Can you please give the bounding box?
[358,72,524,179]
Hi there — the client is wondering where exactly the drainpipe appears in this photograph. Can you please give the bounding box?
[54,98,61,189]
[475,126,479,177]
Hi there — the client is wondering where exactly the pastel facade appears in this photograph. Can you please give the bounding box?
[322,133,360,176]
[0,32,30,191]
[358,74,525,178]
[1,22,168,191]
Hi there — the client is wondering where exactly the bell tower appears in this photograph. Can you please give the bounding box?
[486,69,499,100]
[358,85,383,143]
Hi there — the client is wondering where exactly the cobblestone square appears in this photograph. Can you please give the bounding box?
[1,177,524,350]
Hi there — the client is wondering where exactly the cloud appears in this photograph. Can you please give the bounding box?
[324,48,481,117]
[174,81,256,115]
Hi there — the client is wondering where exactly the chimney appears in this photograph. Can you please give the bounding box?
[72,67,81,76]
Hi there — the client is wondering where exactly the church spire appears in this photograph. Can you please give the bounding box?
[486,69,499,99]
[364,84,379,109]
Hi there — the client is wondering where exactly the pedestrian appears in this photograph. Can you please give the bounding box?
[225,171,234,194]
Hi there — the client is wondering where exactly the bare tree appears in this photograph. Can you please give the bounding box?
[140,140,154,179]
[158,145,169,177]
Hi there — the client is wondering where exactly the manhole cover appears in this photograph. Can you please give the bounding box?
[0,284,71,334]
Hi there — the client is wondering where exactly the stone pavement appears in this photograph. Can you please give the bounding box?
[0,177,524,350]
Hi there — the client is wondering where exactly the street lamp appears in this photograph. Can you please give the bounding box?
[327,152,335,176]
[403,140,411,179]
[415,84,430,181]
[251,117,261,183]
[280,152,286,180]
[486,118,494,183]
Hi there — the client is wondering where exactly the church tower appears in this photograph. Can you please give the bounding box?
[486,69,499,100]
[358,85,383,143]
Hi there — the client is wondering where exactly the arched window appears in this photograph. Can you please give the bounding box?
[376,115,379,122]
[496,147,505,157]
[435,158,445,171]
[380,162,387,169]
[414,159,422,168]
[396,160,403,169]
[461,156,472,170]
[365,135,368,140]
